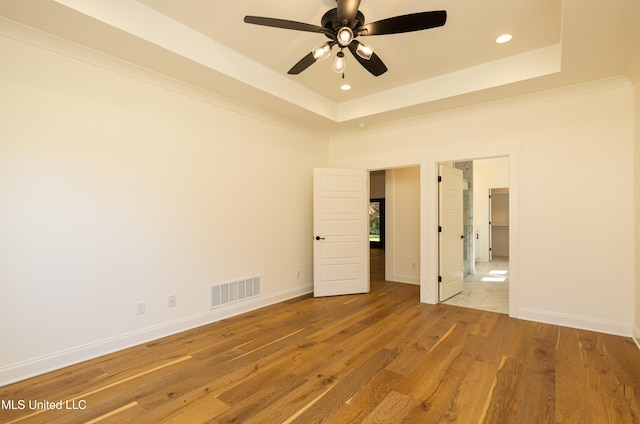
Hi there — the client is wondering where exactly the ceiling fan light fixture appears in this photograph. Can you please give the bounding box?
[312,42,332,61]
[331,51,346,73]
[245,4,447,77]
[355,42,374,60]
[336,26,354,46]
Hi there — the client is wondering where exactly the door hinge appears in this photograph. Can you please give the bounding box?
[438,276,442,282]
[438,226,442,232]
[438,176,442,182]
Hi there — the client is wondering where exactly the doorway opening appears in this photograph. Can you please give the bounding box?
[369,170,386,283]
[440,157,510,314]
[359,148,517,314]
[368,167,421,290]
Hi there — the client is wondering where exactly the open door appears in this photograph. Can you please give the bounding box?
[313,168,370,297]
[438,164,464,301]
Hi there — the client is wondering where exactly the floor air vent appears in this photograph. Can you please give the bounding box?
[210,276,261,309]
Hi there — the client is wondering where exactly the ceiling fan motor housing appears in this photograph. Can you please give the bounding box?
[322,8,365,36]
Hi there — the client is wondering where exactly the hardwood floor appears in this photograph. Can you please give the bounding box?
[2,253,640,423]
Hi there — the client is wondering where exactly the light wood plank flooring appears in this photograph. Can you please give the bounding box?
[2,254,640,423]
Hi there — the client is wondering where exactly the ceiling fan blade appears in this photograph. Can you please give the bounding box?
[347,41,388,77]
[356,10,447,36]
[244,16,330,35]
[288,52,317,75]
[337,0,361,25]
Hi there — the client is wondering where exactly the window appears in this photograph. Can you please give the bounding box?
[369,198,385,248]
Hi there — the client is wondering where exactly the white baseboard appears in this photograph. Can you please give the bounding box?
[518,307,632,337]
[0,285,312,387]
[390,273,420,285]
[633,324,640,350]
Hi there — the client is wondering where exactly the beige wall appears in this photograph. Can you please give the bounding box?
[0,31,329,384]
[330,78,635,336]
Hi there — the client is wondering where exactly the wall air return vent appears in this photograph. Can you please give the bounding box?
[210,276,261,309]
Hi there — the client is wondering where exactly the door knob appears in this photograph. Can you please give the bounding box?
[315,236,326,240]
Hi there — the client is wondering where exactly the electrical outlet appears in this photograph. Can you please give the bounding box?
[136,301,145,315]
[168,295,176,308]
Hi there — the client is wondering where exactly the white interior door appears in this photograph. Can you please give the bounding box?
[313,168,370,297]
[438,164,464,301]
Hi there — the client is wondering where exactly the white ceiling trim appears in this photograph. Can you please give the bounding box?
[53,0,562,124]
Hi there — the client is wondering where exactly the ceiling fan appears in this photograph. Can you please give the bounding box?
[244,0,447,77]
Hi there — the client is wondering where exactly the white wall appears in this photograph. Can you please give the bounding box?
[385,167,420,284]
[0,30,328,384]
[473,158,509,262]
[330,78,635,336]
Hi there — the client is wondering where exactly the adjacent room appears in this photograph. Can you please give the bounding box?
[1,0,640,422]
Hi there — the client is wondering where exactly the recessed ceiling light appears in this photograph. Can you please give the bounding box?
[340,83,351,91]
[496,34,513,44]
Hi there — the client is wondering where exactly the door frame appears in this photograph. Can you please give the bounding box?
[366,143,519,317]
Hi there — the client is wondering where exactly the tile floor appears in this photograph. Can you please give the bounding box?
[442,256,509,314]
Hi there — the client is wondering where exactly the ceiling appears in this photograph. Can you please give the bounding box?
[1,0,639,133]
